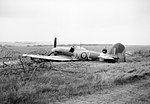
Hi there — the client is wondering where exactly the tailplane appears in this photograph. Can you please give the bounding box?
[109,43,126,62]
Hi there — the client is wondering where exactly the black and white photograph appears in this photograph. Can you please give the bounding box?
[0,0,150,104]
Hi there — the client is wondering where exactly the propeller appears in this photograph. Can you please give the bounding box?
[48,37,57,56]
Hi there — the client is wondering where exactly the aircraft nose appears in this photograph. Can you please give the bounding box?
[51,48,56,52]
[51,48,59,54]
[51,48,59,56]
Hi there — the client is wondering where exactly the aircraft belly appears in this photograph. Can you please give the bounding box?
[89,51,100,60]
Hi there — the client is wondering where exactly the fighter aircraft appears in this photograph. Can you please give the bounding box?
[22,38,126,63]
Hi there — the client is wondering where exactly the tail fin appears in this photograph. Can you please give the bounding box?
[109,43,126,62]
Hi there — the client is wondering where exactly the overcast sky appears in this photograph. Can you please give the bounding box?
[0,0,150,45]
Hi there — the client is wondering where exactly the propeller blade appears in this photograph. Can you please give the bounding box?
[48,52,53,56]
[48,37,57,56]
[54,37,57,48]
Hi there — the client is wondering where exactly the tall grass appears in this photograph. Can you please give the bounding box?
[1,60,150,104]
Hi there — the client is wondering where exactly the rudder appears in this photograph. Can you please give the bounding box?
[109,43,126,62]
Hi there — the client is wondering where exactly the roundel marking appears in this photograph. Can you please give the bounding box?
[81,52,88,60]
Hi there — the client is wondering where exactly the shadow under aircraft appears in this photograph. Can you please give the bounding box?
[22,37,126,63]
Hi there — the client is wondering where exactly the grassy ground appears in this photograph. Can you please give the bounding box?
[0,45,150,104]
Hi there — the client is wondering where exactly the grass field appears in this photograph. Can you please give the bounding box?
[0,44,150,104]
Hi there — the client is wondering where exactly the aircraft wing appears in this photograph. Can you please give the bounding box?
[22,54,78,62]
